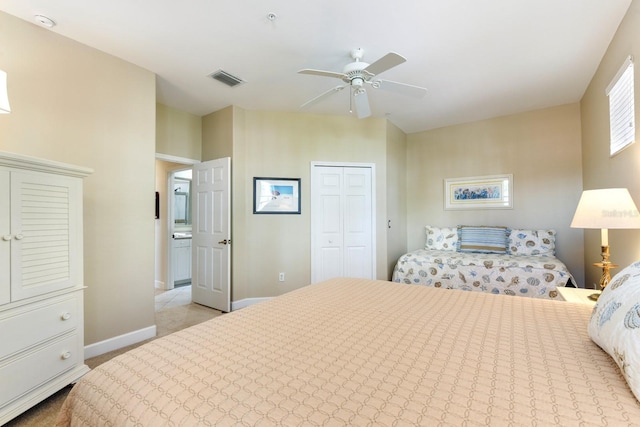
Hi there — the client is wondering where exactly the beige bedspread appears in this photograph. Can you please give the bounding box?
[56,278,640,426]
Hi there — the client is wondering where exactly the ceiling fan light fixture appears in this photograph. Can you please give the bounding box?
[298,48,427,119]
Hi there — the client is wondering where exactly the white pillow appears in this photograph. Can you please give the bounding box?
[588,261,640,402]
[425,226,458,251]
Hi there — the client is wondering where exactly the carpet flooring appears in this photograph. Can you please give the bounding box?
[4,286,223,426]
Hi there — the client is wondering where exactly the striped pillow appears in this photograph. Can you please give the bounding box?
[457,225,509,254]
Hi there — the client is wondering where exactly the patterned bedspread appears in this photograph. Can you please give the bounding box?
[56,278,639,426]
[392,249,575,299]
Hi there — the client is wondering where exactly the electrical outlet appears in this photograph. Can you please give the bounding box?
[278,272,285,282]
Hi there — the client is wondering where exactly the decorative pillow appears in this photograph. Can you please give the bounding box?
[588,261,640,402]
[425,226,458,251]
[508,229,556,256]
[456,225,509,254]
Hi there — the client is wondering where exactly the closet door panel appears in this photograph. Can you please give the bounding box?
[312,165,374,283]
[343,168,372,278]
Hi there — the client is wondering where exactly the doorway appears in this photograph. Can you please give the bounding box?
[154,155,232,313]
[154,156,198,312]
[169,167,193,290]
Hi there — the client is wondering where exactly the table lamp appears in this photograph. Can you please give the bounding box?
[0,70,10,113]
[570,188,640,299]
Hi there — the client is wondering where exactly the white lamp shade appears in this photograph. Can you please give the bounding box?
[0,70,10,114]
[571,188,640,229]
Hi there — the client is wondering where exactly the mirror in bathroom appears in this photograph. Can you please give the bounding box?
[174,177,191,226]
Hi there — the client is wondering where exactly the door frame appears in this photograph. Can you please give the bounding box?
[310,161,377,282]
[155,154,198,291]
[166,166,194,290]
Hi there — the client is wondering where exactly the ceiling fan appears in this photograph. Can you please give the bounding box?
[298,48,427,119]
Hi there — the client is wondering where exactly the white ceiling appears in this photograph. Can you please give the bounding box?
[0,0,632,133]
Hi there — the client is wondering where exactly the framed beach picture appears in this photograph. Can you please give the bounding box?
[253,177,301,214]
[444,174,513,210]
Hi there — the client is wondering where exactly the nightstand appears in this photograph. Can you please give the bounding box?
[557,287,600,307]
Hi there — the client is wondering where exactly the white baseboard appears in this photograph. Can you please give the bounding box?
[231,297,271,311]
[84,325,156,359]
[154,280,165,289]
[84,299,271,359]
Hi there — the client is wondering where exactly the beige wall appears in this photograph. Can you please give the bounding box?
[156,103,202,160]
[385,122,408,276]
[580,0,640,288]
[406,103,585,285]
[202,106,234,160]
[0,12,157,345]
[208,109,391,301]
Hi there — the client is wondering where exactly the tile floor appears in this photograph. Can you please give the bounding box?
[155,284,192,311]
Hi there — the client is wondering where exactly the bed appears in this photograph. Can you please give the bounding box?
[392,226,575,300]
[56,274,640,425]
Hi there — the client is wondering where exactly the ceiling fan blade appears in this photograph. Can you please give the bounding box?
[300,85,346,109]
[363,52,406,76]
[374,79,427,98]
[298,69,347,80]
[353,89,371,119]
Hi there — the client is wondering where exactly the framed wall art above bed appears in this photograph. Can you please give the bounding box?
[444,174,513,210]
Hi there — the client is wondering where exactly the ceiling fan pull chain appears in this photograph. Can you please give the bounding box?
[349,87,353,114]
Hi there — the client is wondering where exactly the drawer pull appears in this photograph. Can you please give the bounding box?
[2,235,11,241]
[14,233,24,240]
[61,312,72,321]
[61,351,71,360]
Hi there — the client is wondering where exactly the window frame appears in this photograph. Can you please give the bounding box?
[606,56,635,157]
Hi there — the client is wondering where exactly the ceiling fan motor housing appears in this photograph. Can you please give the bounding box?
[342,61,371,86]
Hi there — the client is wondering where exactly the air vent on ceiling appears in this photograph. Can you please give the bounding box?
[209,69,245,87]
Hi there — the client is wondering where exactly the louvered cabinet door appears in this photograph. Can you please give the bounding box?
[0,170,9,306]
[9,171,82,301]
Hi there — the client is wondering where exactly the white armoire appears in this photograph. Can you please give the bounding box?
[0,151,92,424]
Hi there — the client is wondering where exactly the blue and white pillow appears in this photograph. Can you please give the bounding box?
[508,229,556,256]
[456,225,509,254]
[589,261,640,402]
[425,226,458,251]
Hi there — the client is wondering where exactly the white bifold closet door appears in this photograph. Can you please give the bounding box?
[311,164,375,283]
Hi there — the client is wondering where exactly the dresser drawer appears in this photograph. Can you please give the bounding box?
[0,295,80,360]
[0,333,80,407]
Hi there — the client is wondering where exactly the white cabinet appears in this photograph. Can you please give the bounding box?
[173,237,192,284]
[0,151,92,425]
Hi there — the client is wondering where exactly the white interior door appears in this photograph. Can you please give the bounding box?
[191,157,231,312]
[311,163,375,283]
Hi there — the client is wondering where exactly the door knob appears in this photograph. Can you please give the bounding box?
[218,239,231,245]
[2,235,10,241]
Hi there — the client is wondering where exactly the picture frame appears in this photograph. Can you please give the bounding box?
[444,174,513,210]
[155,191,160,219]
[253,177,301,214]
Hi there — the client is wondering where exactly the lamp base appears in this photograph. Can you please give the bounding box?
[592,245,618,296]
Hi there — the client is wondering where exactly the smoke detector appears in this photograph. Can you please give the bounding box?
[34,15,56,28]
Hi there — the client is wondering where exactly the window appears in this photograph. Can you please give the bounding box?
[607,56,635,156]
